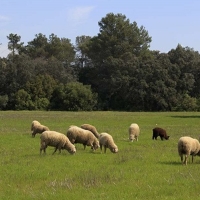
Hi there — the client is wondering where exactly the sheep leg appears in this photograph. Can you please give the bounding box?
[40,148,43,154]
[57,144,63,154]
[32,131,36,138]
[184,155,188,165]
[40,146,47,154]
[58,148,62,154]
[180,155,183,164]
[104,146,107,153]
[58,145,63,154]
[192,155,194,163]
[100,144,103,153]
[52,147,58,155]
[40,142,47,154]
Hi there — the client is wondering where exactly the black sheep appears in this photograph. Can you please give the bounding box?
[152,127,170,140]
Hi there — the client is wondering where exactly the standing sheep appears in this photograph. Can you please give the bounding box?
[31,120,50,137]
[129,123,140,142]
[66,126,100,151]
[152,127,169,140]
[178,136,200,165]
[99,132,118,153]
[81,124,100,139]
[40,131,76,155]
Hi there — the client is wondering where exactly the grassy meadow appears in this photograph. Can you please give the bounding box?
[1,111,200,199]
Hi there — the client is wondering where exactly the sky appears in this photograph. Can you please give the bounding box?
[0,0,199,57]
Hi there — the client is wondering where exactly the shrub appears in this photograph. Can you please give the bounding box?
[174,94,197,111]
[50,82,98,111]
[0,95,8,110]
[14,89,34,110]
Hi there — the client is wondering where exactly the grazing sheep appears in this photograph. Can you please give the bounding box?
[66,126,99,151]
[129,123,140,142]
[99,132,118,153]
[152,127,169,140]
[81,124,100,139]
[31,120,50,137]
[178,136,200,165]
[40,131,76,155]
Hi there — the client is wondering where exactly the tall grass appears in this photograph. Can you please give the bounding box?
[1,111,200,199]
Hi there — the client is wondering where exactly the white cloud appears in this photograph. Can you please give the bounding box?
[0,15,10,21]
[67,6,95,25]
[0,44,9,58]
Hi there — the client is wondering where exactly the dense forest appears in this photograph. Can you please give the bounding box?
[1,13,200,111]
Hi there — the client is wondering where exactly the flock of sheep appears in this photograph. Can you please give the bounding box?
[31,120,118,155]
[31,120,200,165]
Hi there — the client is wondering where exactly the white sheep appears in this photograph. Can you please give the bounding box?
[66,125,100,151]
[99,132,118,153]
[80,124,100,139]
[129,123,140,142]
[40,131,76,155]
[178,136,200,165]
[31,120,50,137]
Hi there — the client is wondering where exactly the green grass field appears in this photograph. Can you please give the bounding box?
[1,111,200,200]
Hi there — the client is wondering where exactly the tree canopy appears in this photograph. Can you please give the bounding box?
[1,13,200,111]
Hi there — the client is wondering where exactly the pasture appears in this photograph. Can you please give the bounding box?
[0,111,200,199]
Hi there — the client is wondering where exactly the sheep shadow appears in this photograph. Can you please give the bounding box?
[171,116,200,119]
[159,161,182,166]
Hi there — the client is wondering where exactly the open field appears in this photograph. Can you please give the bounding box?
[1,111,200,199]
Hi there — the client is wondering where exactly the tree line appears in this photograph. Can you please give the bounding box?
[1,13,200,111]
